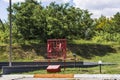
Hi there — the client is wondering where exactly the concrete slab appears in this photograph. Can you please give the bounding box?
[1,74,120,80]
[0,74,75,80]
[74,74,120,80]
[11,78,75,80]
[0,74,33,80]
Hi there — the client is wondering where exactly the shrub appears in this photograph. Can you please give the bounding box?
[92,31,120,43]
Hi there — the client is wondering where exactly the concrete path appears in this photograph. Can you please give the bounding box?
[0,74,120,80]
[75,74,120,80]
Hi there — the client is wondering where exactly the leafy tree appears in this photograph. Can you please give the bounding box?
[0,21,9,43]
[45,2,70,39]
[45,2,94,40]
[0,19,5,32]
[8,1,94,42]
[11,0,43,40]
[112,12,120,33]
[95,13,120,34]
[93,14,120,42]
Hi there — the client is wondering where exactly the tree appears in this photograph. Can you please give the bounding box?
[95,15,111,31]
[0,19,5,32]
[45,2,94,40]
[11,0,43,40]
[45,2,70,39]
[9,1,94,42]
[0,20,9,43]
[112,12,120,33]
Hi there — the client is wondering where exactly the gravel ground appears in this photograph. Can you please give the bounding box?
[0,74,120,80]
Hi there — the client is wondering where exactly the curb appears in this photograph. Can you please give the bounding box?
[34,74,74,78]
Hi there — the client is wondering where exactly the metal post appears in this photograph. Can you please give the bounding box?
[99,64,102,74]
[75,57,76,68]
[98,60,102,74]
[64,59,65,71]
[73,53,76,68]
[9,0,12,67]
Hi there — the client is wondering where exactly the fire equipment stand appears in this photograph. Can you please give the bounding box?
[47,39,67,72]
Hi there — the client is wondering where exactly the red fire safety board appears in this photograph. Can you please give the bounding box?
[47,39,67,59]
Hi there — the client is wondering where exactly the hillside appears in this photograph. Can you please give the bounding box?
[0,40,119,62]
[0,40,120,74]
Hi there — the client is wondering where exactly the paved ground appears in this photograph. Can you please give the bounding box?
[75,74,120,80]
[0,74,120,80]
[0,74,74,80]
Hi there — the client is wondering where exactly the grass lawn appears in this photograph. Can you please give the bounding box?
[23,40,120,74]
[19,64,119,74]
[0,39,120,74]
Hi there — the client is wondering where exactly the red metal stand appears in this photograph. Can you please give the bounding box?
[47,39,66,59]
[46,39,67,72]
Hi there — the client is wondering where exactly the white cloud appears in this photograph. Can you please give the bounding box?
[39,0,71,4]
[73,0,120,9]
[90,8,120,18]
[3,0,25,3]
[40,0,70,3]
[3,0,120,18]
[3,0,70,3]
[73,0,120,18]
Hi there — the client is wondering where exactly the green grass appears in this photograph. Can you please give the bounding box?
[17,64,120,74]
[0,39,120,74]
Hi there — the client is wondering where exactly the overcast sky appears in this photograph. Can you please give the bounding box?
[0,0,120,22]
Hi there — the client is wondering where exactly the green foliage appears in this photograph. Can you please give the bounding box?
[1,1,120,44]
[11,0,43,40]
[0,22,9,44]
[0,19,5,32]
[92,31,120,43]
[93,14,120,43]
[112,12,120,33]
[7,1,94,42]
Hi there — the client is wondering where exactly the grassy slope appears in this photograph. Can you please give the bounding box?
[0,40,120,74]
[69,40,120,61]
[68,40,120,74]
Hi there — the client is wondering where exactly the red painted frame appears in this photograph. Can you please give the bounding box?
[47,39,67,59]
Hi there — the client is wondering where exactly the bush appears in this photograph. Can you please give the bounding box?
[92,31,120,43]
